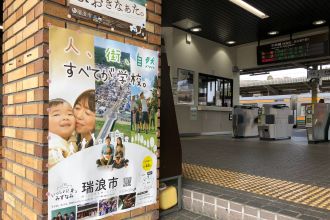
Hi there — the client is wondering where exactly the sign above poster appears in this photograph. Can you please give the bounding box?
[69,0,147,37]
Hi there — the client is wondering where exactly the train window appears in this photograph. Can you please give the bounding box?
[198,73,233,107]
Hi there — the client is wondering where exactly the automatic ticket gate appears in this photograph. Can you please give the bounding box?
[305,103,330,143]
[232,105,259,138]
[258,104,294,140]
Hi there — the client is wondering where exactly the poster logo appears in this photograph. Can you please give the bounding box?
[136,53,156,70]
[142,156,153,172]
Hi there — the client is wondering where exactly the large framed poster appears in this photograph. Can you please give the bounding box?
[49,26,158,219]
[177,68,194,105]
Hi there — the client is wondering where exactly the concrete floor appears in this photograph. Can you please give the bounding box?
[181,129,330,187]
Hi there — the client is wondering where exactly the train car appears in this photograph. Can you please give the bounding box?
[240,93,330,128]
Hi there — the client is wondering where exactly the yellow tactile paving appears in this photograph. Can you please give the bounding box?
[182,163,330,211]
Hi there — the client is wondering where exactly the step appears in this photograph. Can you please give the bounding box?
[182,187,299,220]
[182,179,330,220]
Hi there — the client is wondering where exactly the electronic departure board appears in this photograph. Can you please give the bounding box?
[257,33,329,65]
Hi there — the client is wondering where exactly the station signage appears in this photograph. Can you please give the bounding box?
[257,33,329,65]
[69,0,147,37]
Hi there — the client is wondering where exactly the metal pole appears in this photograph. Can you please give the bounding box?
[311,65,318,104]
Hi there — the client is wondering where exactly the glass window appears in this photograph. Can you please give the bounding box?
[198,73,233,107]
[198,75,208,106]
[216,79,223,106]
[224,80,232,107]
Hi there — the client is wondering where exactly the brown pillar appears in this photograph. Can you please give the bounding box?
[1,0,161,219]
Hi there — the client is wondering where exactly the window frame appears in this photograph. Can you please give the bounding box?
[198,73,233,107]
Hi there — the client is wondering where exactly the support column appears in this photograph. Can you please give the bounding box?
[311,65,319,104]
[2,0,162,219]
[311,79,319,104]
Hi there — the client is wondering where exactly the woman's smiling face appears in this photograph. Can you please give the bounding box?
[73,99,96,136]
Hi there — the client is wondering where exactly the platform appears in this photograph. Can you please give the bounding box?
[179,129,330,220]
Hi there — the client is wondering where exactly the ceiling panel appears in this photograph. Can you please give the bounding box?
[163,0,330,46]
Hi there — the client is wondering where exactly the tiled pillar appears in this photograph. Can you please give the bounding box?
[1,0,161,219]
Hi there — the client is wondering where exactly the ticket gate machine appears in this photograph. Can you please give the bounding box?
[232,105,259,138]
[305,103,330,143]
[258,104,294,140]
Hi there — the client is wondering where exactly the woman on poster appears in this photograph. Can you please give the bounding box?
[113,137,129,169]
[73,89,96,150]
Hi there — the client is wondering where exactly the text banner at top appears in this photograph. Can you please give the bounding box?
[69,0,147,37]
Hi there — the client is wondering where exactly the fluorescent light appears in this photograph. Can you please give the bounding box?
[313,20,326,25]
[249,72,270,76]
[0,26,3,30]
[191,27,202,32]
[268,31,279,36]
[227,41,236,45]
[229,0,269,19]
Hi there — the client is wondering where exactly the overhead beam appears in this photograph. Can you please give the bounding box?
[263,85,279,95]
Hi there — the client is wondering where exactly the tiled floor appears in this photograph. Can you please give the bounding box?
[181,129,330,187]
[179,129,330,219]
[183,163,330,211]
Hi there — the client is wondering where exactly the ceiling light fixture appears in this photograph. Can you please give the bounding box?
[0,26,3,30]
[313,20,326,25]
[227,41,236,45]
[173,18,201,30]
[268,31,279,36]
[229,0,269,19]
[249,72,270,76]
[191,27,202,32]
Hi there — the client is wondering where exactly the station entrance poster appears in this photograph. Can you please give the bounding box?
[48,26,158,219]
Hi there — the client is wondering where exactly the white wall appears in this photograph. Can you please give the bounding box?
[162,26,330,135]
[164,27,236,79]
[162,27,238,134]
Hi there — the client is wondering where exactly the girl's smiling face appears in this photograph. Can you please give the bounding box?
[73,99,96,136]
[49,102,76,140]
